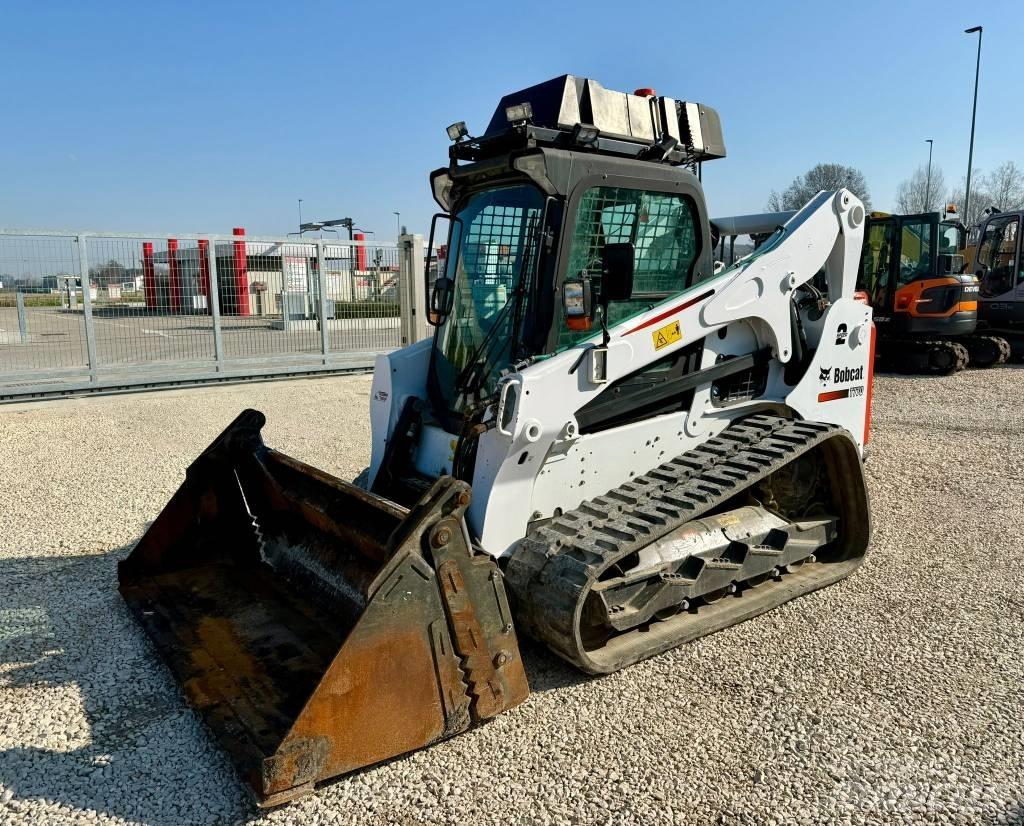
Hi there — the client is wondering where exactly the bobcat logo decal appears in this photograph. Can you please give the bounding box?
[819,366,831,385]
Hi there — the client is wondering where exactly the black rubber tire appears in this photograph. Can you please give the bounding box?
[929,343,958,376]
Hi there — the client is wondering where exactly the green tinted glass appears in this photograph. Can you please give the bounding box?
[559,186,700,347]
[897,219,933,286]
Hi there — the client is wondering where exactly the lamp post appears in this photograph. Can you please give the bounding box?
[393,211,401,239]
[963,25,983,224]
[924,139,934,211]
[298,199,303,233]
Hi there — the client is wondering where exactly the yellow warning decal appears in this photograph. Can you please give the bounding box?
[652,320,682,350]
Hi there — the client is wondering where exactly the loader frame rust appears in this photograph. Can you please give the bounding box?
[118,410,529,806]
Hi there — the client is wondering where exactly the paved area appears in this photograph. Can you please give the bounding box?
[0,368,1022,825]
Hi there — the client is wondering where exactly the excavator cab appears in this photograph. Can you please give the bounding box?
[855,212,1006,371]
[972,211,1024,320]
[968,209,1024,360]
[857,212,975,334]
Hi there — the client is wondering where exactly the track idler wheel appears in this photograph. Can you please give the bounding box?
[928,342,968,375]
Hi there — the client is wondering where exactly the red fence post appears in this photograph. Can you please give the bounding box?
[355,232,368,272]
[142,242,157,309]
[232,227,250,316]
[198,239,211,310]
[167,238,181,313]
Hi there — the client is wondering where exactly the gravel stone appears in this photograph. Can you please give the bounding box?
[1,368,1023,825]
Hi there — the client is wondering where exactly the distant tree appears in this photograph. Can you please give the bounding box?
[983,161,1024,212]
[895,165,947,214]
[89,258,127,287]
[765,189,786,212]
[947,162,1024,228]
[766,163,872,212]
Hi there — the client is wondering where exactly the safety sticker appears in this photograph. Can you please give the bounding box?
[652,320,682,350]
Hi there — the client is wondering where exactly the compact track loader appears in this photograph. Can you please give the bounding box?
[855,211,1009,373]
[120,76,874,805]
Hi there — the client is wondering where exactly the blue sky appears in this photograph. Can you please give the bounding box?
[1,0,1021,238]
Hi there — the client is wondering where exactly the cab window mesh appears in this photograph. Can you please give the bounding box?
[560,186,701,347]
[458,203,539,289]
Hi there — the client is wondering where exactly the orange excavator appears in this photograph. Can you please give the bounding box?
[856,211,1009,373]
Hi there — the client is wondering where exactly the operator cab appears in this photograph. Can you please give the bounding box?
[971,209,1024,328]
[856,211,976,336]
[424,75,726,431]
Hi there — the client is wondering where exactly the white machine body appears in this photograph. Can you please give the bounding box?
[369,190,872,560]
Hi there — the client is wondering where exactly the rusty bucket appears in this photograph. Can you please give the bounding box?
[118,409,529,806]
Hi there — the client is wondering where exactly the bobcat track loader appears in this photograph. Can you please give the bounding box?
[119,76,874,805]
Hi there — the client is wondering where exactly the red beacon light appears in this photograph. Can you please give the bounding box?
[633,87,657,97]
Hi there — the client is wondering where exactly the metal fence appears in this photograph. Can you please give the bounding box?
[0,230,427,400]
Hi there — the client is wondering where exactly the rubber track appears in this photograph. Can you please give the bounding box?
[878,337,968,374]
[505,414,858,673]
[961,334,1012,367]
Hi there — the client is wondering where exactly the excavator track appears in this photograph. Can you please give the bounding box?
[975,328,1024,362]
[960,334,1011,368]
[876,337,968,375]
[505,414,870,674]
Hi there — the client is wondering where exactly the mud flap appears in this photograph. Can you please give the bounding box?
[118,409,529,806]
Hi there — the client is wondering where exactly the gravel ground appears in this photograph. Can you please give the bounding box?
[1,368,1022,825]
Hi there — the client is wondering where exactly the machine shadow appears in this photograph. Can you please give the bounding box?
[0,549,254,825]
[516,636,595,693]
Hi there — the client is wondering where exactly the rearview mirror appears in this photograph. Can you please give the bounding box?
[600,242,634,304]
[428,276,454,326]
[425,212,462,327]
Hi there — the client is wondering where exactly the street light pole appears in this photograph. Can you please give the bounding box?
[963,25,983,224]
[298,199,303,233]
[924,139,934,211]
[393,211,401,239]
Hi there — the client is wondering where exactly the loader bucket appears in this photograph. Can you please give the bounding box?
[118,409,529,806]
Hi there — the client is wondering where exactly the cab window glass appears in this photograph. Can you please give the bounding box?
[559,186,701,347]
[977,215,1020,295]
[896,219,933,286]
[857,220,895,306]
[938,223,962,254]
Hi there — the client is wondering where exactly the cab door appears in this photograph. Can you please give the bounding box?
[974,212,1024,302]
[891,214,937,312]
[857,217,897,314]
